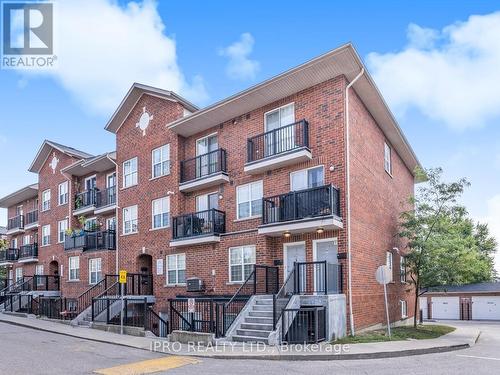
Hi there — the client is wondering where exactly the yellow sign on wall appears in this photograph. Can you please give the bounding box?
[119,270,127,284]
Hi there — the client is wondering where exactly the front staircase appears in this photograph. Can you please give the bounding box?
[231,295,274,344]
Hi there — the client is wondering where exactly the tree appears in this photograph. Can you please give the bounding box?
[399,167,497,327]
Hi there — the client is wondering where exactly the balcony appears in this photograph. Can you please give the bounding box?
[7,215,24,235]
[170,209,226,247]
[258,184,342,236]
[64,230,116,251]
[73,189,96,216]
[245,120,312,174]
[95,186,117,214]
[179,149,229,192]
[0,248,19,266]
[24,210,39,229]
[18,243,38,263]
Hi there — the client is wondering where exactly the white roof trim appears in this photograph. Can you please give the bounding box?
[0,183,38,208]
[28,140,93,173]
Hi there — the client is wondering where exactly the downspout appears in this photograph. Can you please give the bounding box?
[345,67,364,336]
[106,153,119,274]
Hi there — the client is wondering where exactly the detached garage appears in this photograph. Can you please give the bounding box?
[421,282,500,321]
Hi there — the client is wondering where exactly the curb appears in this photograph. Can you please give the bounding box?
[0,316,476,361]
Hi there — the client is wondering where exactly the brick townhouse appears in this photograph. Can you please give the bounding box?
[0,43,420,343]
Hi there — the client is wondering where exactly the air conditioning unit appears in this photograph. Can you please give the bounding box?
[187,278,204,292]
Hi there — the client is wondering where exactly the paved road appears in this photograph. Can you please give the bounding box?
[1,321,499,374]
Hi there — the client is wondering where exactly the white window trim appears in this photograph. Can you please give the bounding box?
[195,191,219,211]
[384,142,392,176]
[122,157,138,188]
[289,165,325,191]
[89,258,102,285]
[264,102,295,131]
[165,253,186,286]
[41,189,51,212]
[228,245,256,283]
[106,172,117,188]
[57,219,68,244]
[122,205,138,235]
[58,181,69,206]
[68,256,80,281]
[151,144,171,179]
[400,300,408,319]
[195,133,218,156]
[41,224,51,246]
[152,196,170,230]
[236,180,263,220]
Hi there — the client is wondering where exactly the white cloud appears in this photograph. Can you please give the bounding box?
[478,195,500,274]
[367,12,500,130]
[19,0,208,114]
[219,33,260,80]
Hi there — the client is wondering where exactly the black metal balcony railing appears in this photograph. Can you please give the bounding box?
[262,184,341,225]
[247,120,309,163]
[25,210,38,226]
[0,248,19,263]
[7,215,24,230]
[18,243,38,260]
[180,148,227,183]
[172,209,226,240]
[74,189,97,210]
[96,186,116,208]
[64,230,116,251]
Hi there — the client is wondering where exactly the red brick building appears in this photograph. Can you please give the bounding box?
[0,44,420,341]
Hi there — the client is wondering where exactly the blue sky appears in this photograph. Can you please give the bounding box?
[1,0,500,271]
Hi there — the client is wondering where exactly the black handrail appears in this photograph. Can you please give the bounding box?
[96,186,116,208]
[273,265,296,330]
[145,307,169,337]
[74,189,97,210]
[18,243,38,259]
[281,306,326,344]
[74,276,115,315]
[0,248,19,262]
[247,120,309,163]
[64,230,116,251]
[25,210,38,225]
[7,215,24,230]
[262,184,341,225]
[172,209,226,240]
[180,148,227,183]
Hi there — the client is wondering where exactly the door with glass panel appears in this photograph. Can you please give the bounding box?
[85,176,97,206]
[284,242,306,293]
[106,173,116,205]
[313,239,339,294]
[264,104,295,157]
[286,166,325,220]
[195,193,219,235]
[196,134,218,178]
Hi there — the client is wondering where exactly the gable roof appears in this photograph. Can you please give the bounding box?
[61,152,116,177]
[424,282,500,294]
[168,43,421,176]
[104,83,199,134]
[0,183,38,208]
[28,140,94,173]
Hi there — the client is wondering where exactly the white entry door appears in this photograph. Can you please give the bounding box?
[472,296,500,320]
[419,297,429,320]
[431,297,460,320]
[313,239,339,293]
[284,242,306,292]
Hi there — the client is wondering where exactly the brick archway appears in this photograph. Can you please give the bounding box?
[137,254,153,275]
[49,260,59,276]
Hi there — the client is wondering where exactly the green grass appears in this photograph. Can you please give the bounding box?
[333,324,455,344]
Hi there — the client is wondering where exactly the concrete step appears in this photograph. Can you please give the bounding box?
[248,311,273,318]
[232,335,269,344]
[236,329,271,338]
[255,299,273,306]
[240,322,274,331]
[253,305,273,311]
[245,316,273,324]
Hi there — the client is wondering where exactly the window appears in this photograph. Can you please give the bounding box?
[123,157,138,187]
[58,219,68,243]
[236,181,263,219]
[196,134,218,177]
[400,300,408,319]
[16,205,23,216]
[264,103,295,156]
[152,144,170,178]
[58,181,68,205]
[41,189,51,211]
[290,166,324,191]
[69,256,80,281]
[386,251,393,282]
[15,268,23,282]
[196,192,218,211]
[265,103,295,131]
[89,258,102,285]
[23,235,30,245]
[123,205,138,234]
[42,225,50,246]
[166,253,186,285]
[84,217,97,232]
[35,265,44,286]
[384,142,392,174]
[229,246,256,283]
[400,256,407,283]
[106,217,116,231]
[107,172,116,188]
[11,238,18,249]
[152,197,170,229]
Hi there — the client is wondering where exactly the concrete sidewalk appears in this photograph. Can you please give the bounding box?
[0,312,479,360]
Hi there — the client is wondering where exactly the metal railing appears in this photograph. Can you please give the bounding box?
[262,184,341,225]
[0,248,19,263]
[172,209,226,240]
[0,279,10,290]
[180,148,227,183]
[170,298,220,334]
[74,189,97,210]
[273,266,296,330]
[37,297,77,320]
[96,186,116,208]
[295,261,343,295]
[18,243,38,260]
[247,120,309,163]
[281,306,326,344]
[25,210,38,226]
[145,307,169,337]
[64,230,116,251]
[7,215,24,230]
[3,294,34,314]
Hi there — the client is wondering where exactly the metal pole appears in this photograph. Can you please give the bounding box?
[383,282,391,338]
[120,283,124,335]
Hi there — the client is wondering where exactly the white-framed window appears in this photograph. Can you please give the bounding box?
[106,217,116,231]
[42,225,50,246]
[152,144,170,178]
[123,157,138,188]
[16,205,23,216]
[196,192,218,212]
[384,142,392,175]
[89,258,102,285]
[15,267,23,282]
[386,251,393,282]
[123,205,138,234]
[23,235,30,245]
[236,181,263,219]
[400,255,407,283]
[69,256,80,281]
[229,245,256,283]
[152,197,170,229]
[58,219,68,243]
[58,181,68,205]
[290,166,324,191]
[166,253,186,285]
[11,238,18,249]
[35,265,44,286]
[84,217,97,232]
[400,300,408,319]
[41,189,51,211]
[264,103,295,131]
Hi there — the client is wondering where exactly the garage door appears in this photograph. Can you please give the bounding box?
[419,297,429,320]
[472,296,500,320]
[431,297,460,320]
